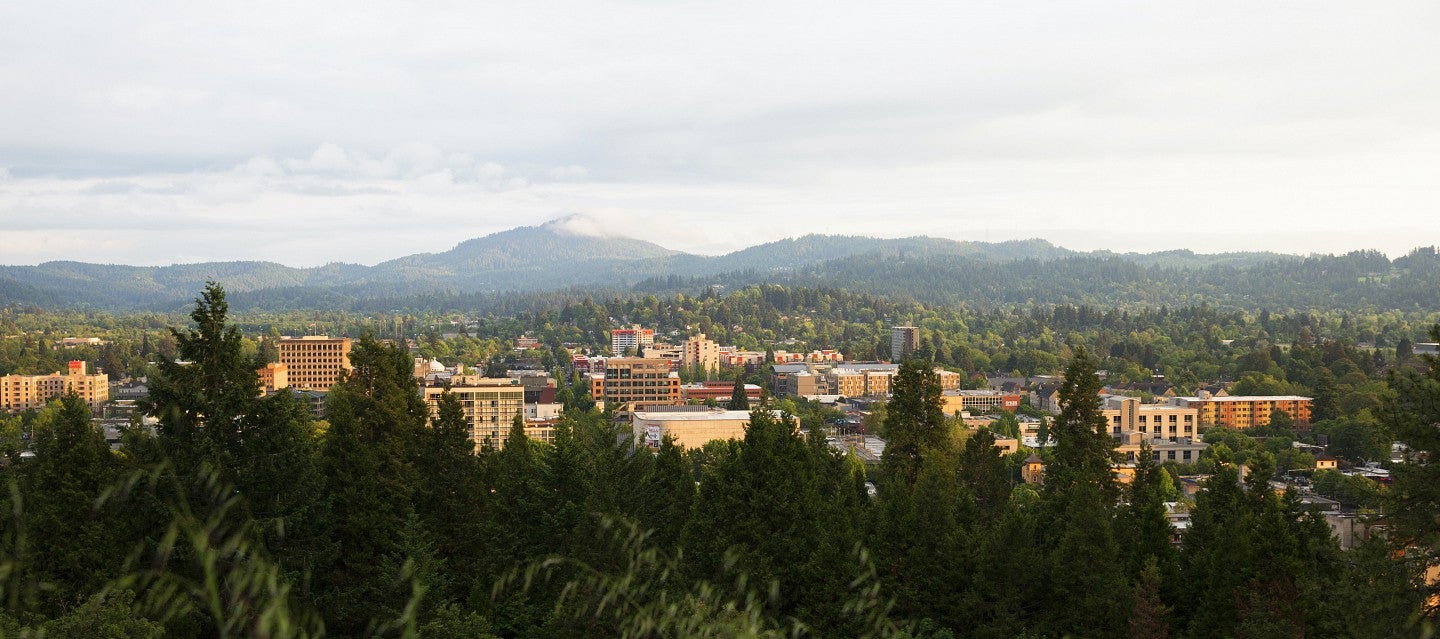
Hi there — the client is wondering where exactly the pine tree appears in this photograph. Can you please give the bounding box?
[879,359,948,488]
[1128,557,1171,639]
[681,409,824,620]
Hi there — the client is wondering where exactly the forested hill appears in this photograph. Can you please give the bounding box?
[639,246,1440,311]
[2,218,1436,312]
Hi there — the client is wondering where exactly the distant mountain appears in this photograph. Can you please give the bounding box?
[1,221,1434,312]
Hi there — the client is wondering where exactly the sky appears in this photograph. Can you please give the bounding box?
[2,1,1438,267]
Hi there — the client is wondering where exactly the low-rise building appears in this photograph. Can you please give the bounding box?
[681,381,762,405]
[633,408,783,450]
[941,390,1022,415]
[258,363,289,394]
[1,360,109,413]
[1170,393,1313,430]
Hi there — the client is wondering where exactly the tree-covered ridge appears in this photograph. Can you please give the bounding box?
[2,220,1436,312]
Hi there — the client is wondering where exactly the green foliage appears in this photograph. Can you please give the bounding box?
[21,394,122,614]
[879,361,949,488]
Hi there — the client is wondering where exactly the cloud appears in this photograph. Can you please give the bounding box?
[2,2,1439,265]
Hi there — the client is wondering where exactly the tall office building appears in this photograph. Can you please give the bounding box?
[277,336,352,390]
[590,358,682,412]
[891,326,920,361]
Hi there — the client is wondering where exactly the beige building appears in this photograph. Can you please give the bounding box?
[681,333,721,373]
[258,363,289,394]
[1,360,109,413]
[935,368,962,390]
[278,336,352,390]
[834,368,894,397]
[1103,395,1200,440]
[942,390,1023,415]
[422,376,526,450]
[633,408,784,450]
[590,358,682,412]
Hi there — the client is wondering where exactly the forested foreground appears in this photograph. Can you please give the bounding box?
[1,287,1438,638]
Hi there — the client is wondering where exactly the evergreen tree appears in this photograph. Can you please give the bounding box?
[879,360,948,488]
[1038,347,1127,637]
[144,282,258,475]
[22,394,122,614]
[681,409,827,622]
[1128,557,1171,639]
[412,389,484,604]
[317,336,427,634]
[1123,441,1177,583]
[633,435,695,551]
[729,375,750,410]
[1383,323,1440,624]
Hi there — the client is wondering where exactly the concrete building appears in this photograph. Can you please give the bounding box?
[681,334,721,373]
[891,326,920,360]
[258,363,289,394]
[590,358,682,412]
[422,376,525,450]
[1169,393,1313,430]
[610,326,655,356]
[633,408,783,450]
[277,336,352,391]
[1,360,109,413]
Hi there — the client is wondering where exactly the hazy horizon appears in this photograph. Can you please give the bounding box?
[1,214,1432,269]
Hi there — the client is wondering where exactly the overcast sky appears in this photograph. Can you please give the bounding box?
[2,1,1438,267]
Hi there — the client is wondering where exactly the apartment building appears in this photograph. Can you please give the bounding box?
[610,326,655,356]
[1170,393,1313,430]
[681,333,721,373]
[590,358,682,411]
[891,326,920,360]
[277,336,352,390]
[1102,395,1208,465]
[0,360,109,413]
[422,376,526,450]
